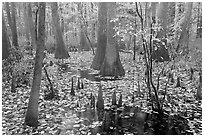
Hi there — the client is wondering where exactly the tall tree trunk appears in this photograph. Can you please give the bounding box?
[133,3,138,60]
[78,3,90,51]
[27,3,37,48]
[176,2,193,52]
[10,2,19,47]
[51,2,70,59]
[25,2,46,127]
[2,12,11,60]
[152,2,170,62]
[34,2,39,41]
[23,3,30,42]
[100,2,125,77]
[91,2,107,70]
[151,2,157,20]
[156,2,169,38]
[5,2,13,33]
[61,18,64,34]
[168,2,175,24]
[91,2,96,44]
[5,2,19,47]
[196,2,202,39]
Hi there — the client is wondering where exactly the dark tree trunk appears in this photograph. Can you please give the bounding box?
[5,2,13,31]
[51,2,70,59]
[2,13,10,60]
[34,2,39,41]
[78,3,90,51]
[5,2,19,47]
[91,2,107,70]
[25,2,46,127]
[176,2,193,52]
[152,2,170,62]
[100,2,125,77]
[27,3,37,48]
[23,3,30,42]
[10,2,19,47]
[196,2,202,39]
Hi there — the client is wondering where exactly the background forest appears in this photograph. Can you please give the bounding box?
[1,2,202,135]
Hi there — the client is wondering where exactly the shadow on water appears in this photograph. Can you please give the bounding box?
[63,106,151,135]
[79,69,122,82]
[62,105,191,135]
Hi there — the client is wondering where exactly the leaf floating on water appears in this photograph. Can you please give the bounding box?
[73,124,80,128]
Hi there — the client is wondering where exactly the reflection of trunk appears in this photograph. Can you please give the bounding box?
[100,3,125,77]
[176,2,193,52]
[2,13,10,59]
[25,2,46,127]
[51,2,70,59]
[91,2,107,70]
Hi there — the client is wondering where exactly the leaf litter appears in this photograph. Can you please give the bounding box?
[2,51,202,135]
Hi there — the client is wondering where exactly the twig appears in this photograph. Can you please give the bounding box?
[43,66,54,96]
[79,13,95,55]
[156,62,169,91]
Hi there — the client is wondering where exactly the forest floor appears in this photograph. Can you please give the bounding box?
[2,50,202,135]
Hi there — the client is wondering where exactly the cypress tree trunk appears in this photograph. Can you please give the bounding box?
[27,3,37,48]
[100,2,125,77]
[78,3,90,51]
[196,2,202,39]
[2,13,10,60]
[10,2,19,47]
[91,2,107,70]
[25,2,46,127]
[176,2,193,52]
[23,3,30,42]
[51,2,70,59]
[156,2,169,38]
[5,2,19,47]
[5,2,13,32]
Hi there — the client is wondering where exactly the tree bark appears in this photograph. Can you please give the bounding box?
[25,2,46,127]
[51,2,70,59]
[176,2,193,52]
[156,2,169,38]
[34,2,39,41]
[27,3,37,48]
[91,2,107,70]
[23,3,30,42]
[5,2,13,33]
[2,12,11,60]
[10,2,19,47]
[196,2,202,38]
[100,2,125,77]
[78,3,90,51]
[5,2,19,47]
